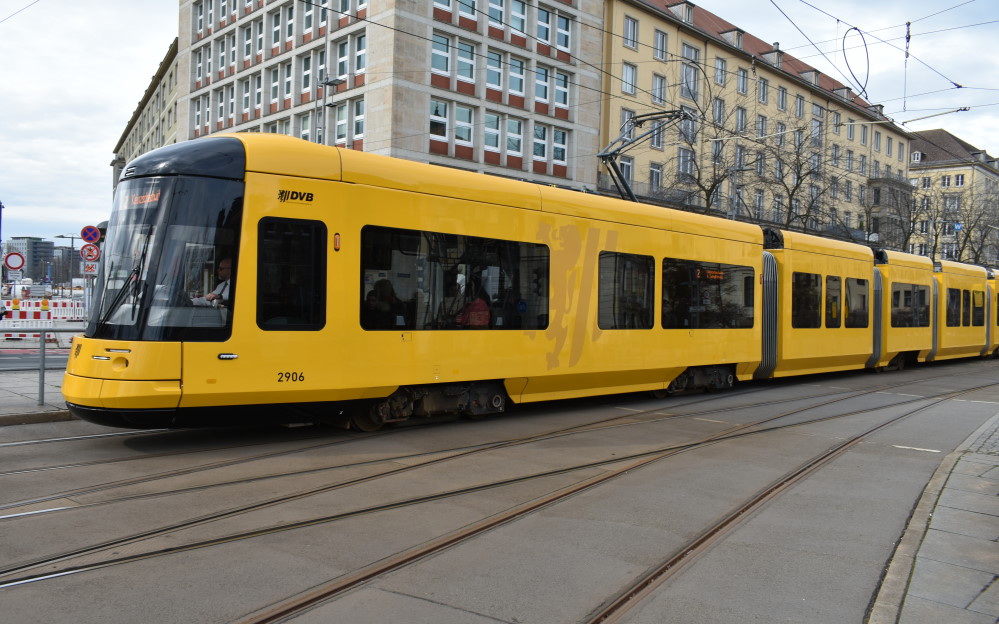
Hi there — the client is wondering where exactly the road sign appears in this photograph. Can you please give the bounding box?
[83,261,100,275]
[81,225,101,243]
[4,252,25,271]
[80,244,101,261]
[7,270,22,281]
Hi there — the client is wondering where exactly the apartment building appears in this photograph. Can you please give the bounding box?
[600,0,914,245]
[908,129,999,265]
[163,0,604,187]
[111,39,181,188]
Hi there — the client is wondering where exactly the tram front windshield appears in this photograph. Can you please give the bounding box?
[87,175,243,342]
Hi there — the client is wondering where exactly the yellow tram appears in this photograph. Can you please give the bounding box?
[63,134,998,429]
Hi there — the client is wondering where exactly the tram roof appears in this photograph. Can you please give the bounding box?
[231,133,763,246]
[880,249,935,271]
[777,229,874,261]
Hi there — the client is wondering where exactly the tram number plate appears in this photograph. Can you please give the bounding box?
[277,371,305,382]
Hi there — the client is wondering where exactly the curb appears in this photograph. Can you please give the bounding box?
[0,411,76,427]
[867,411,999,623]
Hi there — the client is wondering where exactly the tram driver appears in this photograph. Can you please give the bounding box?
[192,257,233,307]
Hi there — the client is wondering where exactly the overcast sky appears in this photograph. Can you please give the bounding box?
[0,0,996,247]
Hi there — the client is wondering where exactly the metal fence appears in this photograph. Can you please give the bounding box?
[2,327,82,405]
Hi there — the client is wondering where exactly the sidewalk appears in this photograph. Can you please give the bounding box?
[871,412,999,623]
[0,369,72,426]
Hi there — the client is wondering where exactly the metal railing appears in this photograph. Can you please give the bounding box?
[2,327,82,405]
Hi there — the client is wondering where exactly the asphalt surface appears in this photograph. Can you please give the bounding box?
[0,365,996,622]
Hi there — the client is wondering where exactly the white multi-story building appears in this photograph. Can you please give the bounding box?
[112,38,181,187]
[160,0,605,188]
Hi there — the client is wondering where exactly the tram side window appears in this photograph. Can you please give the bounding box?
[972,291,985,326]
[598,253,654,329]
[825,276,841,328]
[891,283,930,327]
[662,258,754,329]
[257,218,327,330]
[359,225,550,331]
[791,272,821,328]
[962,290,971,326]
[946,288,961,327]
[844,278,869,328]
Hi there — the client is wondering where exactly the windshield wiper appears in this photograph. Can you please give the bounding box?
[94,230,153,332]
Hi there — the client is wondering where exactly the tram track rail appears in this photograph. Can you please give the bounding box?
[1,374,993,603]
[0,367,960,519]
[234,378,999,624]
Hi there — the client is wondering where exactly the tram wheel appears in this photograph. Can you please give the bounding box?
[351,409,384,432]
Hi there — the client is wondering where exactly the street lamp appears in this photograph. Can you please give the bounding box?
[54,234,78,285]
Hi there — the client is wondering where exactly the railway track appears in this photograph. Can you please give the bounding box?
[2,371,993,607]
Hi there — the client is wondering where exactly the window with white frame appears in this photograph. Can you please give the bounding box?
[555,71,569,107]
[507,117,523,155]
[757,78,768,104]
[715,57,726,86]
[270,67,280,102]
[355,34,366,74]
[489,0,504,26]
[652,74,666,105]
[651,120,664,149]
[430,98,448,139]
[485,112,501,151]
[681,44,699,100]
[756,114,767,138]
[301,55,312,91]
[678,147,695,179]
[270,10,281,47]
[509,57,525,94]
[795,94,804,118]
[299,113,311,141]
[533,124,548,160]
[556,13,571,50]
[454,104,472,145]
[458,0,476,19]
[832,111,841,134]
[737,68,748,95]
[353,98,364,138]
[620,156,633,184]
[680,106,697,142]
[536,65,550,102]
[304,2,314,32]
[431,34,449,74]
[861,124,868,145]
[650,163,662,191]
[621,108,635,140]
[654,30,667,60]
[243,26,252,61]
[622,63,637,95]
[242,78,251,113]
[735,107,747,133]
[712,98,725,125]
[955,174,964,186]
[777,86,787,110]
[510,1,526,33]
[624,16,638,49]
[283,62,292,98]
[254,74,262,109]
[486,51,503,89]
[456,41,474,82]
[334,104,348,142]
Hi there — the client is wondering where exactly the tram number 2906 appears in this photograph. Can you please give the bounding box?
[277,371,305,383]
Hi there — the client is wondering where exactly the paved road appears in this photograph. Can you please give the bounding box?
[0,348,69,371]
[0,360,996,623]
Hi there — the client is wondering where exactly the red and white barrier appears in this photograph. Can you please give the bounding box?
[1,299,85,341]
